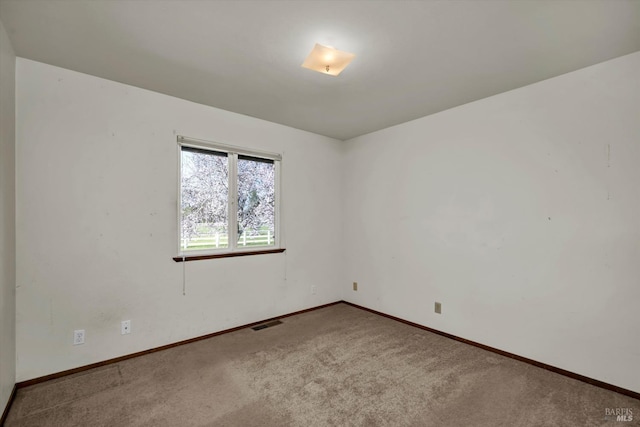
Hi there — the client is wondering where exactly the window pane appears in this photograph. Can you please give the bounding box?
[181,148,229,251]
[237,156,275,247]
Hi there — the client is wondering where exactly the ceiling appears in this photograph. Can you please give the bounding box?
[1,0,639,141]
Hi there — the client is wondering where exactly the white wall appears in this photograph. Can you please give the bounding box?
[15,59,344,381]
[0,17,16,411]
[12,49,640,393]
[343,52,640,393]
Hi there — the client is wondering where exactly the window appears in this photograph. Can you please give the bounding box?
[178,136,281,259]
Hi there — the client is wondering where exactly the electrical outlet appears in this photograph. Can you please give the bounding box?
[435,302,442,314]
[353,282,358,291]
[311,285,317,295]
[121,320,131,335]
[73,329,85,345]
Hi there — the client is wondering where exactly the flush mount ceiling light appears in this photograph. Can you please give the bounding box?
[301,43,355,76]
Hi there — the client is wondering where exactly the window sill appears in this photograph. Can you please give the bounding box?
[173,248,285,262]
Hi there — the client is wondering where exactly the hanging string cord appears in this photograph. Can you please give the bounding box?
[182,256,186,296]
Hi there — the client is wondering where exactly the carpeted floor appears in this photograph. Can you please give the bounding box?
[5,303,638,426]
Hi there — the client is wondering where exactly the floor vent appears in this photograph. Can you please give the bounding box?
[251,320,283,331]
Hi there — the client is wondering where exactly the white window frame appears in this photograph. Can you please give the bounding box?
[177,135,283,256]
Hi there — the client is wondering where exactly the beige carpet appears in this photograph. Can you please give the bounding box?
[5,303,638,426]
